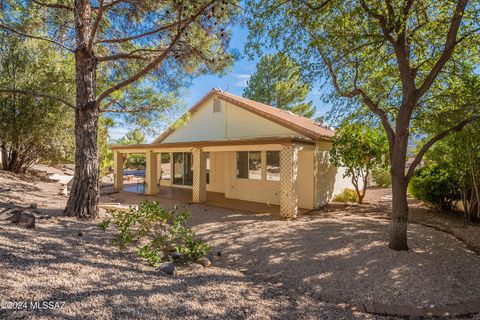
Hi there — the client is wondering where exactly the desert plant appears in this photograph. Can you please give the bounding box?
[408,164,461,211]
[99,201,210,266]
[333,189,359,203]
[372,167,392,187]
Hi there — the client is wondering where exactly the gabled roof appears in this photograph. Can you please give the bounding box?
[153,88,334,143]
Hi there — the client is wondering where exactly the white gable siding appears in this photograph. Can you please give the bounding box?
[161,96,303,143]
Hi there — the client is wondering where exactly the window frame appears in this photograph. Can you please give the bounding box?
[160,153,171,180]
[236,151,262,181]
[266,151,280,181]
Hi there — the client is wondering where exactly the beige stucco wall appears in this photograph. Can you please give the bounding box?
[162,96,302,143]
[221,149,314,209]
[314,141,364,207]
[206,152,225,193]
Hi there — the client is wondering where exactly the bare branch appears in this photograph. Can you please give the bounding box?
[416,0,468,98]
[0,88,75,109]
[0,23,74,52]
[405,115,480,182]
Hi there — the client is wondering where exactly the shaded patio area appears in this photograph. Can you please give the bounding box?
[121,183,310,215]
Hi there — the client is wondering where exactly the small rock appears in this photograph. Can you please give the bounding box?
[189,263,204,270]
[170,251,184,260]
[30,203,38,209]
[196,256,211,267]
[158,262,176,275]
[7,210,35,229]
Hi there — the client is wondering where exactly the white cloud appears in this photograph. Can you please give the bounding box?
[233,73,251,87]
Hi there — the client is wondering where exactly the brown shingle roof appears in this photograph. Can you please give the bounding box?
[154,88,334,143]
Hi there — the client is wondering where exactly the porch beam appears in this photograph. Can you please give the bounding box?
[113,151,124,192]
[145,151,159,195]
[280,143,299,218]
[192,148,207,203]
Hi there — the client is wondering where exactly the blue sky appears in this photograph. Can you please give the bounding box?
[109,25,332,142]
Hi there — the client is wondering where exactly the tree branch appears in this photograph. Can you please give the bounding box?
[320,50,396,145]
[95,0,216,107]
[0,23,74,52]
[405,115,480,182]
[94,21,182,44]
[87,0,105,51]
[30,0,73,10]
[416,0,468,98]
[0,89,75,109]
[359,0,394,43]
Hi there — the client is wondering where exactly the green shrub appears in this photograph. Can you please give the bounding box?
[99,201,211,266]
[372,167,391,187]
[333,189,359,203]
[408,164,460,211]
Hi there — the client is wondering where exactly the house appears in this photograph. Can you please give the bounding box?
[111,88,354,218]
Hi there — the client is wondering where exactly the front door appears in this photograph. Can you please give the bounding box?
[173,152,193,186]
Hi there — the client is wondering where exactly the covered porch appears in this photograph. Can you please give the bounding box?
[111,137,318,218]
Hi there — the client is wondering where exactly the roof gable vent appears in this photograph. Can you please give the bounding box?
[213,98,222,113]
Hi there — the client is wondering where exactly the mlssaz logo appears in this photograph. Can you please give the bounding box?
[29,301,66,310]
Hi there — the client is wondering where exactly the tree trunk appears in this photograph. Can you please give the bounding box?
[388,147,409,251]
[64,0,99,219]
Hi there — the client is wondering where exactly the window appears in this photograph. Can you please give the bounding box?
[206,152,210,184]
[248,151,261,180]
[266,151,280,181]
[173,152,193,186]
[160,153,171,180]
[236,151,261,180]
[236,152,248,179]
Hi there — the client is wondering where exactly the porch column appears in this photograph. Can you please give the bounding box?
[145,151,159,195]
[192,148,207,203]
[113,151,124,192]
[280,143,299,218]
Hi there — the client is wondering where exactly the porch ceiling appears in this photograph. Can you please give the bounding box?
[110,136,316,153]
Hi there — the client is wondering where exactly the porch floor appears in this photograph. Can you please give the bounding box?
[122,183,310,215]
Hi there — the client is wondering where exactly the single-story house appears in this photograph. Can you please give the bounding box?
[111,88,354,218]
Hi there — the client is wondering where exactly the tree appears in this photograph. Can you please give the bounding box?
[243,53,316,117]
[245,0,480,250]
[329,121,388,204]
[0,0,238,219]
[0,35,75,173]
[98,116,114,177]
[116,128,146,168]
[421,75,480,221]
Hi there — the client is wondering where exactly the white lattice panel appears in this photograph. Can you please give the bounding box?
[280,144,299,218]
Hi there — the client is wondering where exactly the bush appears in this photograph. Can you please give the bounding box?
[372,167,391,187]
[333,189,359,203]
[408,164,460,211]
[99,201,211,266]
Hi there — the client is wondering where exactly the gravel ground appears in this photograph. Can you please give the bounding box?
[0,171,379,319]
[110,191,480,308]
[2,171,480,319]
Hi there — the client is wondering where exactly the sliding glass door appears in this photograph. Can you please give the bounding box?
[173,152,193,186]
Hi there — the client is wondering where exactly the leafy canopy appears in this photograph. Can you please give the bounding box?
[329,121,388,203]
[1,0,240,131]
[243,53,316,118]
[0,34,75,172]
